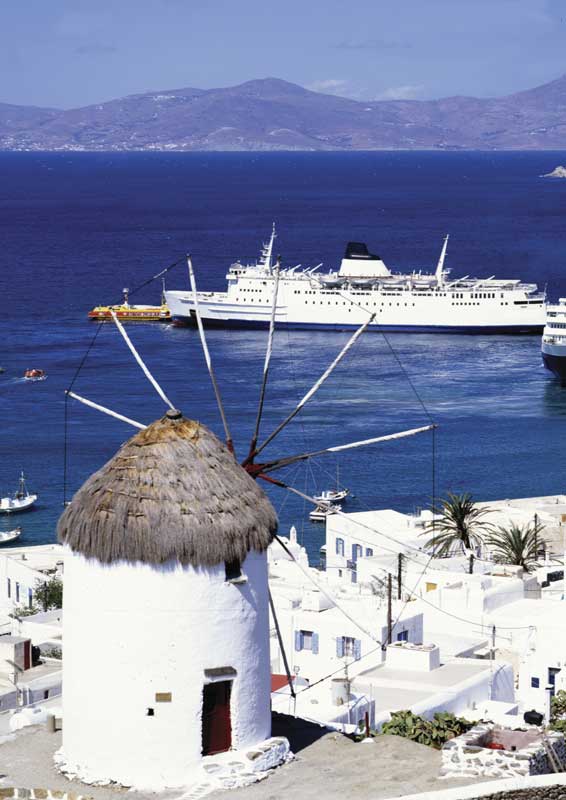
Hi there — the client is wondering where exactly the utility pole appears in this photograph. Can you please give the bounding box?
[387,573,393,645]
[489,625,496,699]
[397,553,403,600]
[469,553,474,575]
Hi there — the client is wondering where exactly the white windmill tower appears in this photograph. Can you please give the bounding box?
[57,408,278,788]
[59,244,434,788]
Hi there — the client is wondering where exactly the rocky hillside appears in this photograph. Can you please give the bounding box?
[2,75,566,151]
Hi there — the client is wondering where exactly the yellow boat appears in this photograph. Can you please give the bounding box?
[89,288,171,322]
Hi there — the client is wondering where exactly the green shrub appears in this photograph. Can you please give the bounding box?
[381,710,474,749]
[34,576,63,611]
[551,690,566,721]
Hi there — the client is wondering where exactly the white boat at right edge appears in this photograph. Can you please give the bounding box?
[166,227,546,334]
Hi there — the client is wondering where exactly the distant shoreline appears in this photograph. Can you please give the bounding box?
[2,147,566,154]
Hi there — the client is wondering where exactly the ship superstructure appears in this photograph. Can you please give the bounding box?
[542,299,566,384]
[165,227,545,333]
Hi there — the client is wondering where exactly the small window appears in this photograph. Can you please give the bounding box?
[7,578,11,599]
[531,677,540,688]
[365,548,374,557]
[295,629,319,654]
[335,537,345,556]
[351,544,362,562]
[397,630,409,642]
[337,636,361,660]
[28,588,33,609]
[15,582,20,603]
[343,636,356,657]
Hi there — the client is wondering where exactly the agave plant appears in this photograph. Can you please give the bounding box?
[381,710,472,749]
[423,492,493,565]
[484,522,546,573]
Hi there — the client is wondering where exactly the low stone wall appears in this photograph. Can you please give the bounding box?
[468,787,566,799]
[441,723,566,780]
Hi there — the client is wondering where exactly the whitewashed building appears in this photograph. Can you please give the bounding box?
[0,544,64,625]
[272,638,516,733]
[0,634,62,713]
[56,409,282,790]
[268,534,424,684]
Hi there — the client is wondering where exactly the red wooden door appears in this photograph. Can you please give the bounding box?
[202,681,232,756]
[23,641,31,671]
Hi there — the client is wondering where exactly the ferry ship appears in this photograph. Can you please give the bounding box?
[542,299,566,384]
[165,228,546,334]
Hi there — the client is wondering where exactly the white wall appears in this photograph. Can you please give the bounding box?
[325,510,423,584]
[280,605,423,683]
[12,610,62,646]
[370,661,515,730]
[60,547,271,790]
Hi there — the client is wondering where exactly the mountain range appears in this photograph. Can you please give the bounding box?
[2,75,566,152]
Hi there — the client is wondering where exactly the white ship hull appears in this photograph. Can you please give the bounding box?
[542,298,566,383]
[166,290,544,334]
[166,232,546,334]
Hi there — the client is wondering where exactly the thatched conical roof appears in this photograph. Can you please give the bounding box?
[58,409,278,567]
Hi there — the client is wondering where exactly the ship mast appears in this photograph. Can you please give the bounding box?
[259,223,277,273]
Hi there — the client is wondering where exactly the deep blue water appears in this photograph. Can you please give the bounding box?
[1,151,566,562]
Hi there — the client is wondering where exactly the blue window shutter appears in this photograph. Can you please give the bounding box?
[336,637,344,658]
[352,544,357,562]
[354,639,362,661]
[295,630,302,652]
[366,548,373,557]
[336,538,344,556]
[312,633,319,654]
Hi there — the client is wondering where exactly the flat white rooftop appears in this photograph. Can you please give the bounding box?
[355,657,489,693]
[0,543,64,573]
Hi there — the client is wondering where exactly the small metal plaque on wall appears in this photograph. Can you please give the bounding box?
[155,692,172,702]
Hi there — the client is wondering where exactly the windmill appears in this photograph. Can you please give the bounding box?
[63,240,437,727]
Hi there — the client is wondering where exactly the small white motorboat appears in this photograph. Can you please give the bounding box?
[0,472,38,514]
[0,527,22,544]
[309,502,342,522]
[314,488,350,504]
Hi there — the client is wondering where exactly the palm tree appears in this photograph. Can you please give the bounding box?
[484,523,545,572]
[423,492,493,570]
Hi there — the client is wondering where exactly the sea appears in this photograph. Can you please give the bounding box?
[1,150,566,564]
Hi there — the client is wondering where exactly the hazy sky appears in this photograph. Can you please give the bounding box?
[2,0,566,108]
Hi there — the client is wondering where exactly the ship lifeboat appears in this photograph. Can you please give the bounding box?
[23,369,46,381]
[318,273,343,288]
